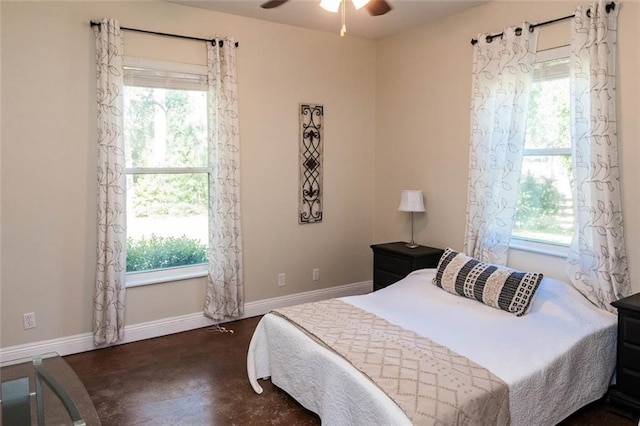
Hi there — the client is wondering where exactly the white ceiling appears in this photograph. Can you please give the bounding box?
[169,0,487,40]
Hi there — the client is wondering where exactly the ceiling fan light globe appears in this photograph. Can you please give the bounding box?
[319,0,341,13]
[352,0,370,10]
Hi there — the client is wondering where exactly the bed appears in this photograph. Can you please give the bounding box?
[247,267,617,425]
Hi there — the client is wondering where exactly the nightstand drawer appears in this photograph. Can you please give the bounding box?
[620,342,640,371]
[375,254,412,275]
[619,368,640,399]
[620,341,640,362]
[621,315,640,346]
[373,269,405,290]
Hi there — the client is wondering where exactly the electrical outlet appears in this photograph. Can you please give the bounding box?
[23,312,36,330]
[312,268,320,281]
[278,273,286,287]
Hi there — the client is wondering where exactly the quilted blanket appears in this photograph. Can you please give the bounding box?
[273,299,510,425]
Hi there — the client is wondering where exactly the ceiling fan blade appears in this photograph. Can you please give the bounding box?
[260,0,289,9]
[365,0,392,16]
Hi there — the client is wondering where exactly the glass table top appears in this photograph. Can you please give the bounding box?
[1,352,100,426]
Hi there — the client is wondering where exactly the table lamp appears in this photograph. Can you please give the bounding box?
[398,190,425,248]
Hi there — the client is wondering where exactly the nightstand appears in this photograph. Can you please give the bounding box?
[370,242,444,291]
[610,293,640,419]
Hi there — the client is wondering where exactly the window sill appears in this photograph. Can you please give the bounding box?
[509,238,569,259]
[126,264,208,288]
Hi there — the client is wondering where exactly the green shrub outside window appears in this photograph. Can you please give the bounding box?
[127,234,207,272]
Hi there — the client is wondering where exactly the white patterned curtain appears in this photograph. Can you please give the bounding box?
[566,1,630,312]
[464,25,539,264]
[93,19,127,345]
[204,38,244,320]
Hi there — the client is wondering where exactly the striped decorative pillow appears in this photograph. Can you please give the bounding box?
[433,247,543,316]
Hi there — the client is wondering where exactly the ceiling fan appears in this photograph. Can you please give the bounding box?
[260,0,393,17]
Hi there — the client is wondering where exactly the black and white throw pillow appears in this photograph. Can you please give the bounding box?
[433,247,543,316]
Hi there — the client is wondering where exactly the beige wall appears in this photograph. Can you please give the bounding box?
[375,1,640,291]
[3,0,639,350]
[1,1,376,347]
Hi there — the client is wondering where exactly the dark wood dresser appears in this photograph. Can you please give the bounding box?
[610,292,640,419]
[370,242,444,291]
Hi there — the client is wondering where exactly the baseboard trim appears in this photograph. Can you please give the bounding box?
[0,280,372,363]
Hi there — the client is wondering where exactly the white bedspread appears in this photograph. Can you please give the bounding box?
[247,269,617,425]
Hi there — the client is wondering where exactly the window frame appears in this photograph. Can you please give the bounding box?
[510,45,572,258]
[122,57,209,287]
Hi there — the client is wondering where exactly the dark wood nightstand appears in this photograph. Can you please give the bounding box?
[610,293,640,419]
[370,242,444,291]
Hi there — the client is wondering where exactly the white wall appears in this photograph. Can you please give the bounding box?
[374,1,640,292]
[1,1,376,347]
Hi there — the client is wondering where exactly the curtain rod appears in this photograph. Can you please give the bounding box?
[89,21,239,47]
[470,1,616,45]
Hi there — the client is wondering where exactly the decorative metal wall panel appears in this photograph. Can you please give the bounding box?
[299,104,323,224]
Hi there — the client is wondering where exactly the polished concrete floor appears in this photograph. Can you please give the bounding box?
[65,316,638,426]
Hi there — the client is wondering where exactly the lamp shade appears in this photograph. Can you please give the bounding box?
[398,190,425,212]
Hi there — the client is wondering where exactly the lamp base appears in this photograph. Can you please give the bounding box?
[405,242,419,249]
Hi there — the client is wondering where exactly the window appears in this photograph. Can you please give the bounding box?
[123,58,209,286]
[512,46,574,251]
